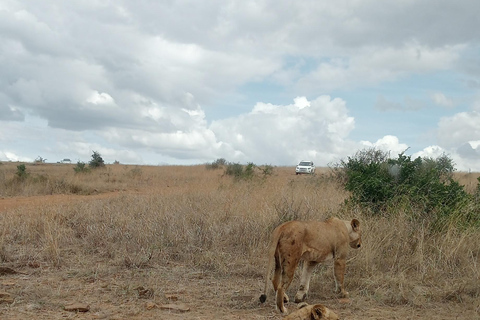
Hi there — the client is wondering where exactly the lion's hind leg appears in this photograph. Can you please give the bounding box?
[276,253,301,313]
[294,261,319,303]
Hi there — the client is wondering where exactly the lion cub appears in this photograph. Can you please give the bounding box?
[283,302,339,320]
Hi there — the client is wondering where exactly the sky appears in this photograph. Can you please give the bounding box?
[1,1,480,171]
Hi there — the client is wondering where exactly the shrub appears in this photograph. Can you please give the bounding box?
[260,164,274,177]
[16,164,28,179]
[224,162,244,178]
[223,162,256,180]
[73,161,89,173]
[89,151,105,169]
[223,162,275,181]
[243,162,255,179]
[205,158,227,170]
[335,148,471,229]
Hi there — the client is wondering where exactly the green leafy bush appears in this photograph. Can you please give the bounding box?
[335,148,472,229]
[89,151,105,168]
[73,161,89,173]
[224,162,246,179]
[16,164,28,179]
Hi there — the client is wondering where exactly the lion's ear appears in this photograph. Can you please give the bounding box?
[351,219,360,232]
[311,305,324,320]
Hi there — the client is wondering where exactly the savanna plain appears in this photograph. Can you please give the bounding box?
[0,162,479,319]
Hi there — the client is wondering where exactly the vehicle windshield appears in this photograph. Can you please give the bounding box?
[299,161,312,166]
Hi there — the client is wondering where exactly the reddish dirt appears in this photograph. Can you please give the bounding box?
[1,193,479,319]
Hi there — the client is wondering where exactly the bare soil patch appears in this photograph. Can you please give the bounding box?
[1,260,478,319]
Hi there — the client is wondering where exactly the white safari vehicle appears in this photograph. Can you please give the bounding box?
[295,160,316,175]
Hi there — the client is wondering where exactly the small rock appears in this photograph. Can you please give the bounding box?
[164,294,178,301]
[64,303,90,312]
[159,303,190,313]
[145,301,157,310]
[91,311,110,319]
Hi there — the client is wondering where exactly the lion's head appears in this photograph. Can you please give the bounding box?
[348,218,362,249]
[284,302,339,320]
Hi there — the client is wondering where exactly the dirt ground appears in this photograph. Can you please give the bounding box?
[1,193,479,320]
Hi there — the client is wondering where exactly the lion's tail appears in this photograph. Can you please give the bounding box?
[259,226,282,303]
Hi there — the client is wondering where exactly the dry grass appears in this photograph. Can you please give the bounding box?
[0,162,479,318]
[455,171,480,194]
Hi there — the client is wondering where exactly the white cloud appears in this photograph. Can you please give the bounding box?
[469,140,480,149]
[413,144,480,172]
[413,145,446,160]
[413,109,480,171]
[437,111,480,148]
[296,43,463,92]
[1,1,480,171]
[87,91,115,105]
[361,135,409,157]
[210,96,356,165]
[0,151,31,162]
[431,92,454,108]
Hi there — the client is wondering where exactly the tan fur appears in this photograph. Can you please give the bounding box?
[259,217,361,313]
[283,303,339,320]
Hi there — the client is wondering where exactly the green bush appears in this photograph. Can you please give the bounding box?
[16,164,28,179]
[335,148,472,229]
[205,158,227,170]
[224,162,245,179]
[73,161,89,173]
[223,162,275,181]
[243,162,255,179]
[89,151,105,168]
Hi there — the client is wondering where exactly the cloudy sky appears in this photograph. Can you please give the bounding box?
[1,1,480,171]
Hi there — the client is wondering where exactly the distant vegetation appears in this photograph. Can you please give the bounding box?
[73,161,89,173]
[73,151,105,173]
[206,158,274,180]
[205,157,227,170]
[88,151,105,168]
[15,164,28,179]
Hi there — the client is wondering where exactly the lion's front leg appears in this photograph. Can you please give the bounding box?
[294,261,318,303]
[333,258,349,298]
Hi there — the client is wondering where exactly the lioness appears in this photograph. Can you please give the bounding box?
[283,302,339,320]
[259,217,361,313]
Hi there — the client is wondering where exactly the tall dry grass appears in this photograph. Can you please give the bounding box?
[0,163,478,306]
